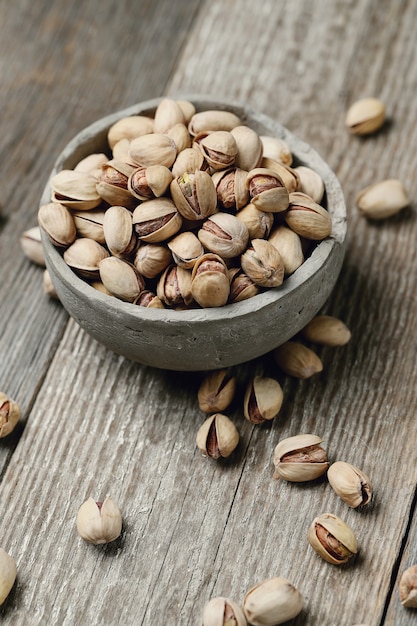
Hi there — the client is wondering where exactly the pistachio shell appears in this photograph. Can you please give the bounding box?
[236,203,274,240]
[260,158,299,193]
[295,165,325,203]
[167,231,204,269]
[243,576,303,626]
[20,226,46,266]
[128,133,177,168]
[247,167,290,212]
[273,434,329,482]
[198,369,236,413]
[0,548,17,605]
[153,98,185,133]
[327,461,372,508]
[0,392,21,438]
[260,135,293,166]
[198,131,238,171]
[38,202,76,247]
[156,264,193,308]
[191,253,230,308]
[107,115,154,149]
[231,125,263,171]
[356,179,409,219]
[285,192,332,240]
[72,209,106,243]
[228,267,259,303]
[99,257,145,302]
[198,212,249,259]
[132,198,182,243]
[212,167,250,211]
[51,170,102,210]
[128,165,173,200]
[308,512,358,565]
[103,205,136,257]
[188,110,241,136]
[63,238,109,279]
[165,122,191,152]
[241,239,284,288]
[301,315,351,346]
[268,225,304,275]
[346,97,385,135]
[243,376,283,423]
[176,100,196,124]
[133,243,172,279]
[202,596,247,626]
[170,170,218,221]
[273,341,323,378]
[74,152,109,174]
[172,147,208,178]
[196,413,239,459]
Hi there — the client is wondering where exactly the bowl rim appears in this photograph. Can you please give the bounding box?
[40,95,347,326]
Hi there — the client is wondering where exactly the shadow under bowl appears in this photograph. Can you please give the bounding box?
[40,95,347,371]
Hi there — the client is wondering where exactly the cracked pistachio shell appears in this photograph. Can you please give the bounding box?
[72,209,106,243]
[172,147,208,178]
[356,179,409,219]
[38,202,76,247]
[51,170,102,210]
[0,392,21,438]
[103,205,136,258]
[243,576,303,626]
[107,115,154,149]
[132,198,182,243]
[236,203,274,240]
[128,133,177,168]
[202,596,247,626]
[301,315,351,346]
[327,461,372,508]
[198,369,236,413]
[198,212,249,259]
[247,167,290,212]
[294,165,325,204]
[273,341,323,379]
[20,226,45,266]
[191,253,230,308]
[77,496,122,545]
[260,158,299,193]
[165,123,192,153]
[268,225,304,276]
[133,242,172,279]
[96,160,137,209]
[308,512,358,565]
[167,231,204,269]
[74,152,108,174]
[241,238,284,288]
[170,170,217,221]
[99,257,145,302]
[260,135,293,166]
[399,564,417,608]
[346,97,385,135]
[228,267,259,303]
[63,238,109,279]
[0,548,17,605]
[244,376,283,424]
[188,110,241,136]
[285,192,332,240]
[128,165,173,200]
[212,167,249,211]
[133,290,165,309]
[196,413,239,459]
[153,98,186,134]
[231,125,263,171]
[198,131,238,171]
[273,434,329,482]
[156,264,193,308]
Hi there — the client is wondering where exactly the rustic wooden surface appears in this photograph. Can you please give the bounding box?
[1,0,417,624]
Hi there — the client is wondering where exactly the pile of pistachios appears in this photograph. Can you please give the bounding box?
[34,98,333,309]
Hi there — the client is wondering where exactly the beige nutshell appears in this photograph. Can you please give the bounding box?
[76,496,122,545]
[243,576,303,626]
[0,392,21,438]
[356,179,409,219]
[202,596,247,626]
[346,97,385,135]
[243,376,283,424]
[20,226,46,267]
[272,341,323,379]
[198,369,236,414]
[0,548,17,605]
[327,461,372,508]
[301,315,351,346]
[308,512,358,565]
[399,564,417,608]
[196,413,239,459]
[273,434,329,482]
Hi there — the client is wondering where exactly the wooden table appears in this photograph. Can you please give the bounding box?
[1,1,417,624]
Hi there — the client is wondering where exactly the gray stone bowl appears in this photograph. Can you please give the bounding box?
[40,96,347,371]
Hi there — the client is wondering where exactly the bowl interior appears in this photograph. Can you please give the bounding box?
[41,96,347,371]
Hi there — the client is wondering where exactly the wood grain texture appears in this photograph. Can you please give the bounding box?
[1,0,417,624]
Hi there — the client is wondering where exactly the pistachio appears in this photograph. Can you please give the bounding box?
[76,496,122,545]
[99,257,145,302]
[260,135,293,166]
[327,461,372,508]
[103,205,136,258]
[91,281,114,297]
[20,226,46,266]
[165,122,192,153]
[72,209,106,243]
[301,315,351,346]
[132,197,182,243]
[129,133,177,168]
[198,369,236,413]
[188,110,241,136]
[212,167,249,211]
[0,392,21,438]
[294,165,325,204]
[241,239,284,288]
[228,267,259,303]
[74,152,109,174]
[308,512,358,565]
[285,192,332,240]
[236,203,274,240]
[153,97,185,134]
[243,576,303,626]
[231,125,263,171]
[273,434,329,482]
[133,290,165,309]
[198,212,249,259]
[203,596,247,626]
[198,131,238,171]
[134,242,172,279]
[196,413,239,459]
[0,548,17,605]
[107,115,154,149]
[272,341,323,378]
[191,253,230,308]
[246,168,289,213]
[156,264,193,308]
[51,169,102,211]
[167,232,204,269]
[399,564,417,608]
[259,158,299,193]
[170,170,218,221]
[128,165,173,200]
[172,147,209,178]
[268,225,304,276]
[38,202,77,247]
[176,100,196,125]
[346,97,385,135]
[63,238,110,279]
[43,269,59,299]
[96,160,137,209]
[356,179,409,219]
[244,376,283,424]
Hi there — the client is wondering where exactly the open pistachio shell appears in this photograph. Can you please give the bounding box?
[308,512,358,565]
[167,231,204,269]
[191,253,230,308]
[231,125,263,171]
[273,434,329,481]
[244,376,283,423]
[63,238,109,279]
[38,202,76,247]
[51,170,102,210]
[188,110,241,136]
[132,198,182,243]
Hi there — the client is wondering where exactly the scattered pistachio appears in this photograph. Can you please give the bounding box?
[196,413,239,459]
[198,369,236,414]
[43,269,59,299]
[308,512,358,565]
[243,576,303,626]
[0,548,17,605]
[346,97,385,135]
[243,376,283,424]
[301,315,351,346]
[202,596,247,626]
[272,341,323,379]
[76,496,122,545]
[20,226,46,266]
[273,434,329,482]
[399,564,417,608]
[327,461,372,508]
[356,179,409,219]
[0,392,21,438]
